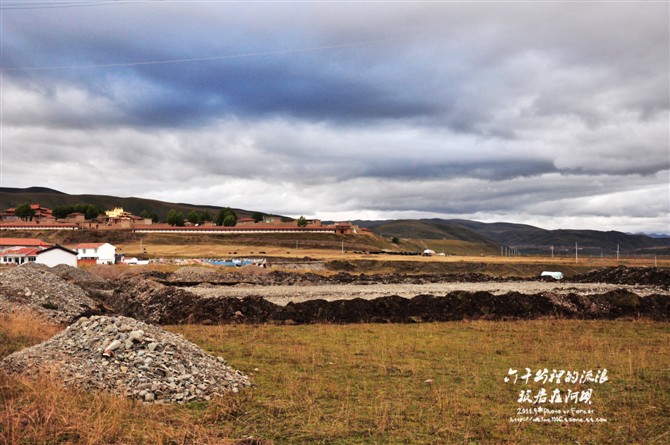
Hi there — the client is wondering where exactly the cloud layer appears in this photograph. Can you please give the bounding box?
[1,2,668,232]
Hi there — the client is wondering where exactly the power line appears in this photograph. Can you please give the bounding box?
[3,36,403,72]
[0,1,148,10]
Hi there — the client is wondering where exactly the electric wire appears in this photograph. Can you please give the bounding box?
[2,36,405,72]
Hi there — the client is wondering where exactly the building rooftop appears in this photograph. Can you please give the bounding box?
[0,238,52,247]
[73,243,108,249]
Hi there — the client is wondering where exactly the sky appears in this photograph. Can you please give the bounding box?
[1,1,668,233]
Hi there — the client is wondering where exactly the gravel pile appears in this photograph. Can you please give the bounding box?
[0,315,251,403]
[50,264,113,290]
[0,263,105,324]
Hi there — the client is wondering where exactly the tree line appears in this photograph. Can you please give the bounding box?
[165,208,238,227]
[11,201,280,228]
[13,202,103,221]
[52,204,102,220]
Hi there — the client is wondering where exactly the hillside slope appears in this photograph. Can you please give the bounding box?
[0,187,264,221]
[356,219,670,255]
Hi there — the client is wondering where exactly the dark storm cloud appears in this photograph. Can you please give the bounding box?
[2,3,448,127]
[3,2,667,135]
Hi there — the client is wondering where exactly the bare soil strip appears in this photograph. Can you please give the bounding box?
[182,281,667,306]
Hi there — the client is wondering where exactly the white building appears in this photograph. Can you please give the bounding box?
[73,242,116,264]
[0,245,78,267]
[35,245,78,268]
[0,247,39,265]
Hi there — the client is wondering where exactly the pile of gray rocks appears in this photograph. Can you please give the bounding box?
[0,263,104,324]
[0,315,251,403]
[51,264,114,290]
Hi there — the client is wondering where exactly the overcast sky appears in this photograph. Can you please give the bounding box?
[1,1,668,232]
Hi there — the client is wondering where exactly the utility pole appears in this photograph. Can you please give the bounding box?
[550,245,554,259]
[575,242,578,263]
[617,244,620,262]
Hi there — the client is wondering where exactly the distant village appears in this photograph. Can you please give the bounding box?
[0,203,365,268]
[0,203,362,234]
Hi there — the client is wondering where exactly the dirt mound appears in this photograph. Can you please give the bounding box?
[110,278,280,325]
[264,271,329,285]
[570,266,670,287]
[165,270,509,287]
[141,270,171,280]
[106,278,204,324]
[276,290,669,323]
[271,271,503,285]
[50,264,114,290]
[170,266,220,282]
[325,259,574,277]
[106,278,670,324]
[0,315,251,403]
[0,263,106,324]
[323,272,503,285]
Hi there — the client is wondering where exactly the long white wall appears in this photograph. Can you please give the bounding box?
[133,228,337,234]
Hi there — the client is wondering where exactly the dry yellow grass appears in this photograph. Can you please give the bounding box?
[0,312,61,358]
[0,371,248,445]
[118,240,669,268]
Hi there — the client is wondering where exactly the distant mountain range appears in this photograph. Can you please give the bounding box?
[635,233,670,239]
[354,219,670,255]
[2,187,667,255]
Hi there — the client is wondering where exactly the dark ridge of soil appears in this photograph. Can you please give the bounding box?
[108,278,670,325]
[157,270,513,287]
[569,266,670,288]
[325,259,595,277]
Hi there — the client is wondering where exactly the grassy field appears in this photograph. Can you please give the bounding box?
[117,239,670,267]
[1,313,668,444]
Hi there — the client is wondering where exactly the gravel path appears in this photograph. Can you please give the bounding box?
[182,281,668,306]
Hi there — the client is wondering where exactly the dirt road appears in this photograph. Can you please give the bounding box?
[182,281,668,306]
